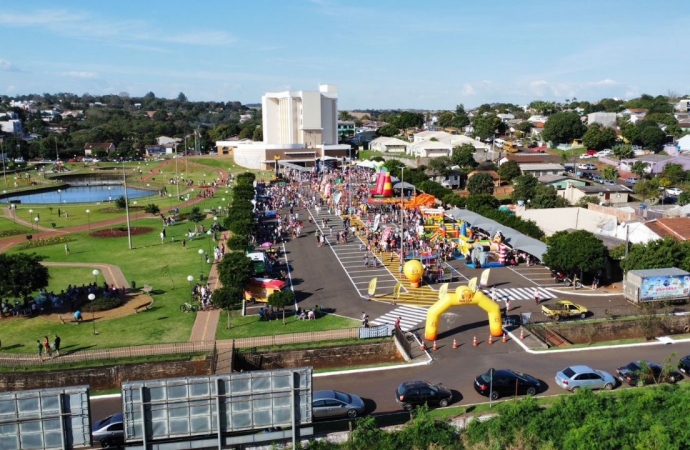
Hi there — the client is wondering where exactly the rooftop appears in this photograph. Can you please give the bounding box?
[576,185,632,193]
[645,218,690,241]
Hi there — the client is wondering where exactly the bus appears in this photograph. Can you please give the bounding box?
[246,251,268,275]
[502,141,519,153]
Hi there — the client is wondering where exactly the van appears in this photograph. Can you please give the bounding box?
[246,251,268,275]
[244,278,289,303]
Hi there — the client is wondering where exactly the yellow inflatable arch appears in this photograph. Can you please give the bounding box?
[425,285,503,341]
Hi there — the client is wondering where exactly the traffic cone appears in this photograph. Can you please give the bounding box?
[432,340,438,351]
[420,341,426,351]
[473,336,478,347]
[488,335,493,345]
[502,333,508,343]
[520,329,525,340]
[452,339,458,349]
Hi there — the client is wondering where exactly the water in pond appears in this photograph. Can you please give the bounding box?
[0,185,156,204]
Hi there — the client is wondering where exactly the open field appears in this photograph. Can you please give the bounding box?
[215,313,361,340]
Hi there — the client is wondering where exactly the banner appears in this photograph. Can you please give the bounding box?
[480,269,491,287]
[333,191,342,205]
[393,282,402,300]
[373,213,381,231]
[368,278,378,297]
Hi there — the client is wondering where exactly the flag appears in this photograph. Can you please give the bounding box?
[368,278,378,297]
[393,282,402,300]
[468,277,478,292]
[480,269,491,287]
[438,283,448,300]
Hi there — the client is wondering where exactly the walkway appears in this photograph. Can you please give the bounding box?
[188,261,222,343]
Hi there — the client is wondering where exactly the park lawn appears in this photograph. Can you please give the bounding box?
[43,266,95,293]
[215,314,361,340]
[188,157,260,176]
[2,222,227,353]
[0,216,32,236]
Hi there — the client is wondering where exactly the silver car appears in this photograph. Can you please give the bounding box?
[91,413,124,448]
[312,390,365,419]
[555,365,616,392]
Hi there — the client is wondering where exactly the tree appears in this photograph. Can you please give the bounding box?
[532,184,568,208]
[144,203,160,215]
[437,111,455,128]
[582,124,618,150]
[497,160,521,182]
[612,143,634,163]
[631,160,648,179]
[511,174,539,203]
[114,195,128,209]
[679,192,690,206]
[217,252,254,290]
[601,166,619,181]
[662,163,685,185]
[393,111,424,131]
[620,238,688,272]
[577,195,602,207]
[0,253,50,299]
[543,230,608,276]
[212,285,244,329]
[377,124,399,137]
[472,114,501,141]
[641,126,667,150]
[187,206,205,232]
[541,112,587,144]
[466,194,499,211]
[252,126,263,142]
[517,121,533,134]
[267,289,295,325]
[450,144,477,169]
[634,178,660,202]
[467,173,495,195]
[427,156,452,177]
[452,104,470,129]
[176,92,188,102]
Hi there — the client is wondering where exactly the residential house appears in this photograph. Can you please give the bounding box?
[467,170,501,187]
[620,154,690,174]
[0,119,22,134]
[678,122,690,133]
[407,140,452,158]
[527,115,549,124]
[496,113,515,122]
[369,137,409,153]
[239,114,253,123]
[645,218,690,241]
[518,163,565,177]
[499,153,562,166]
[337,121,355,139]
[412,130,490,151]
[677,135,690,151]
[559,183,631,205]
[84,142,115,156]
[156,136,181,146]
[619,108,648,123]
[586,112,617,128]
[353,130,378,145]
[538,174,586,190]
[426,169,463,188]
[676,99,690,113]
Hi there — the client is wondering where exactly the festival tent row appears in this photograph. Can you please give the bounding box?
[444,208,547,261]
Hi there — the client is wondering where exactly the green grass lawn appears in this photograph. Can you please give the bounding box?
[43,266,95,293]
[1,220,230,354]
[216,313,360,340]
[0,216,32,236]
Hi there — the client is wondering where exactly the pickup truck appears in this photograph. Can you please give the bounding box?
[541,300,588,320]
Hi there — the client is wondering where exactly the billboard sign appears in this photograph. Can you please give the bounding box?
[640,275,690,301]
[0,386,92,450]
[122,368,312,443]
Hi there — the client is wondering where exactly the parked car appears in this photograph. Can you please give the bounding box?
[603,179,616,186]
[597,149,613,157]
[395,380,452,411]
[578,163,596,170]
[580,154,594,159]
[626,177,639,184]
[616,360,683,387]
[474,369,541,400]
[555,365,617,392]
[586,150,598,156]
[666,187,683,196]
[92,413,125,448]
[592,175,602,183]
[542,300,588,320]
[312,390,366,419]
[678,355,690,375]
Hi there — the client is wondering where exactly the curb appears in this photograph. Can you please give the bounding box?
[546,288,623,297]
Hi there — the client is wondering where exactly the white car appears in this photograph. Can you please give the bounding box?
[666,187,683,196]
[580,154,593,159]
[597,150,612,157]
[578,163,596,170]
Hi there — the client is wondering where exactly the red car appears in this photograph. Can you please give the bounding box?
[586,150,598,156]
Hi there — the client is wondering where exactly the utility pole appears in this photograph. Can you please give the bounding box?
[123,161,133,250]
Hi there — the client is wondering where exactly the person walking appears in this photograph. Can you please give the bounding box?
[64,244,70,255]
[53,334,61,357]
[43,336,52,358]
[37,340,43,362]
[505,298,511,314]
[395,316,402,330]
[534,289,540,305]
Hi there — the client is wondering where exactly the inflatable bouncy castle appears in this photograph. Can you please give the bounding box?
[370,167,394,198]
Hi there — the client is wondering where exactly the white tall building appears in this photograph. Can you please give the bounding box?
[262,84,338,147]
[219,84,350,170]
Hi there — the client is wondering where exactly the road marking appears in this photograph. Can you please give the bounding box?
[371,305,428,331]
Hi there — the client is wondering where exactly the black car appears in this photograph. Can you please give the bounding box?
[474,369,541,400]
[616,360,683,387]
[395,380,452,411]
[679,355,690,375]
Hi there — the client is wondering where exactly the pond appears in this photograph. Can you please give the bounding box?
[0,185,156,204]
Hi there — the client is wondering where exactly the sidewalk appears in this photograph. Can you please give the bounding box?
[188,261,221,342]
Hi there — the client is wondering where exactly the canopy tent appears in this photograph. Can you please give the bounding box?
[445,208,547,260]
[278,161,311,172]
[356,160,383,169]
[393,181,416,190]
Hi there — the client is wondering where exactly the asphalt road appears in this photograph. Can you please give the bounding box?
[90,203,690,423]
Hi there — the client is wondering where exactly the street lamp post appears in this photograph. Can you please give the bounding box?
[34,216,39,239]
[198,249,205,281]
[86,209,90,230]
[29,209,34,229]
[88,293,97,335]
[122,161,133,250]
[132,201,137,220]
[93,269,99,286]
[400,167,405,262]
[57,189,62,204]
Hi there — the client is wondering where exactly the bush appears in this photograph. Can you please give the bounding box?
[88,296,122,312]
[20,236,74,249]
[417,180,452,199]
[476,206,544,239]
[227,234,248,250]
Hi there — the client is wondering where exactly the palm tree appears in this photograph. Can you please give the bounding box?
[612,143,634,164]
[631,161,647,179]
[601,166,618,181]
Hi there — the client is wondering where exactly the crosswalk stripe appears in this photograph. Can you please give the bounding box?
[482,287,555,301]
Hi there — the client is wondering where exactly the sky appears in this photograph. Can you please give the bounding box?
[0,0,689,110]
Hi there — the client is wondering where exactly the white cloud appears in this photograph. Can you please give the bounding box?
[461,83,476,96]
[0,9,236,49]
[59,71,98,79]
[588,79,617,87]
[0,58,20,72]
